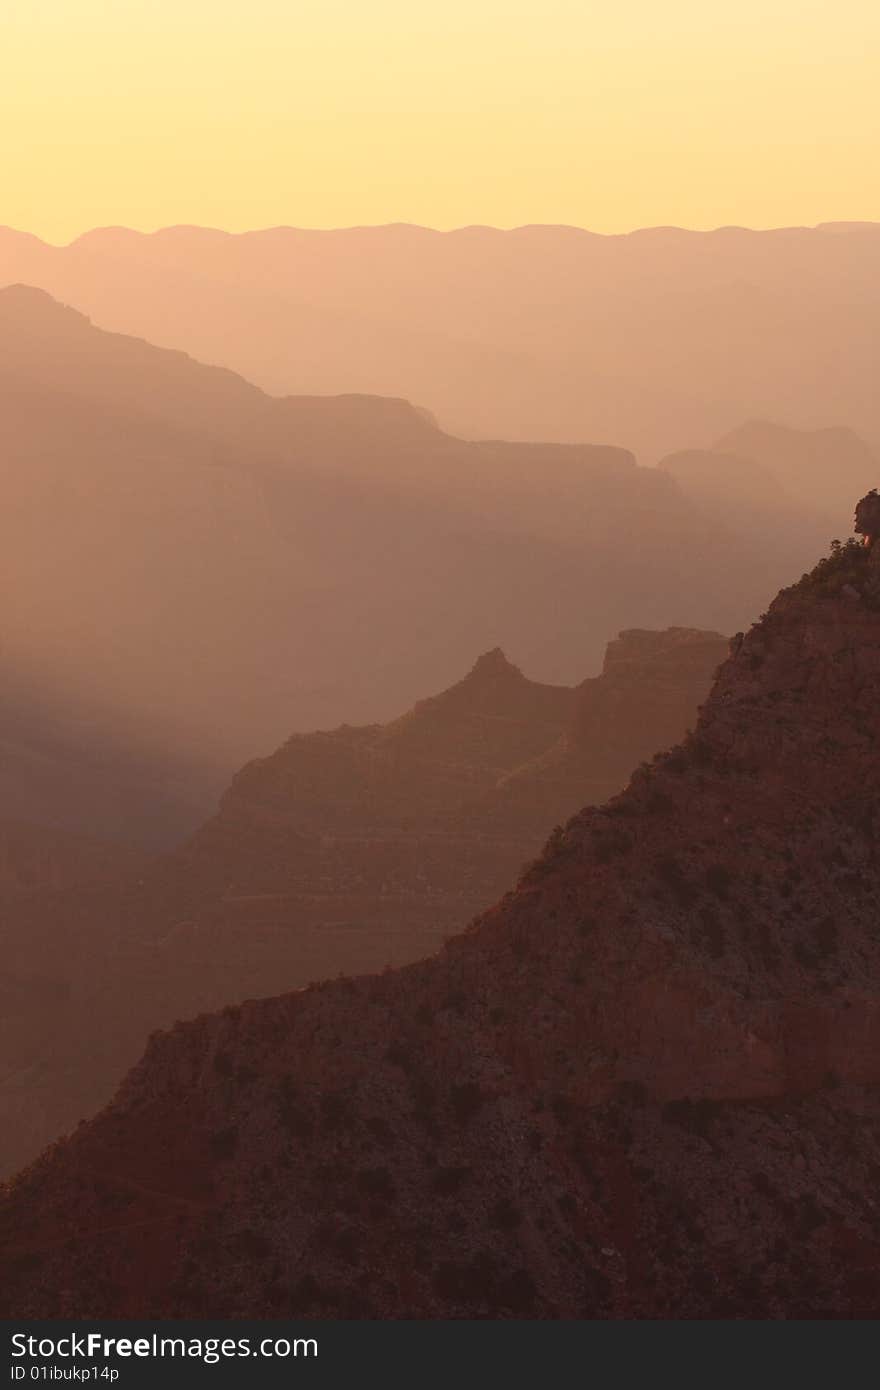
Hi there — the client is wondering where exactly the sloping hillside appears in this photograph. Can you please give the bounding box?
[3,540,878,1317]
[0,631,721,1180]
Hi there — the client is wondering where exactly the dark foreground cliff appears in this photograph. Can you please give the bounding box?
[0,631,723,1181]
[2,544,879,1317]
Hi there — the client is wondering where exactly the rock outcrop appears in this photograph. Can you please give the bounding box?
[2,542,878,1317]
[0,632,721,1180]
[481,628,728,831]
[855,490,880,547]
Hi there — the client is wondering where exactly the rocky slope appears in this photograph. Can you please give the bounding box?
[0,631,721,1180]
[2,542,878,1317]
[479,628,728,831]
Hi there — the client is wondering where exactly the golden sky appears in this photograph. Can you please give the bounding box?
[1,0,878,242]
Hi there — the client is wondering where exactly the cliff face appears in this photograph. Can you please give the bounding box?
[0,633,718,1181]
[196,647,574,850]
[2,548,879,1317]
[480,628,727,830]
[142,647,577,942]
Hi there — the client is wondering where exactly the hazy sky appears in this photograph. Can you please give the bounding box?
[2,0,878,242]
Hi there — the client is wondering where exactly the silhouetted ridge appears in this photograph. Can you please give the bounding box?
[4,221,879,460]
[481,628,728,830]
[0,283,89,330]
[5,281,760,793]
[3,534,878,1317]
[274,392,448,460]
[0,282,67,306]
[0,632,722,1180]
[468,646,520,677]
[421,646,530,701]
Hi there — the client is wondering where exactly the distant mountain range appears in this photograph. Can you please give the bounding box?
[2,221,878,461]
[3,535,878,1317]
[0,627,724,1180]
[662,422,879,530]
[1,245,879,1319]
[1,281,827,840]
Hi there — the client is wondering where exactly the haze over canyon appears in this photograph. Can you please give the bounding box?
[1,214,878,1322]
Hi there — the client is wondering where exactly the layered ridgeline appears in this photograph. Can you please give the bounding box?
[0,629,724,1180]
[179,631,726,889]
[1,222,879,464]
[0,282,788,839]
[477,629,730,832]
[660,422,879,546]
[3,541,879,1317]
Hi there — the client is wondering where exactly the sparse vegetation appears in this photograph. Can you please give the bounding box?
[793,537,870,600]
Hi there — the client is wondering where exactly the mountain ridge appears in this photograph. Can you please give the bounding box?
[3,222,879,459]
[3,540,878,1317]
[0,628,724,1181]
[1,281,791,786]
[6,220,878,250]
